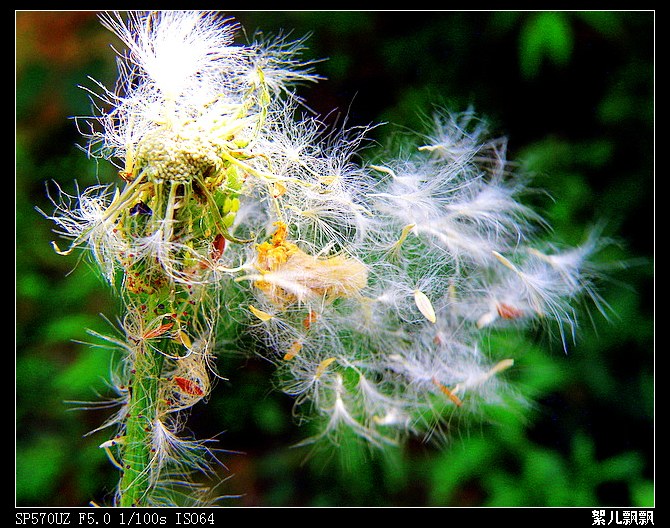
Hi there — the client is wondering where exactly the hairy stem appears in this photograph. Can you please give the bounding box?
[119,343,164,507]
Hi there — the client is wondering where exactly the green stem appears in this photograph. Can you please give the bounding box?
[119,343,164,507]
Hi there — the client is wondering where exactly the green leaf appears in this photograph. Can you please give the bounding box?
[16,436,68,504]
[598,451,644,482]
[631,479,654,507]
[427,437,495,505]
[576,12,624,40]
[483,471,528,506]
[519,12,574,78]
[253,399,289,434]
[53,347,111,397]
[41,313,102,344]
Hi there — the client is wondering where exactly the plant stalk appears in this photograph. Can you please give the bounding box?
[118,343,164,507]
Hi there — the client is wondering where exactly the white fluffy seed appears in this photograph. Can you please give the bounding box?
[414,289,437,324]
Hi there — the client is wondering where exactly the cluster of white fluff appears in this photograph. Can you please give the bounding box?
[240,107,606,446]
[45,11,606,504]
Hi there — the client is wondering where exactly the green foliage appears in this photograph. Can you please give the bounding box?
[519,12,573,78]
[16,11,653,507]
[16,436,69,503]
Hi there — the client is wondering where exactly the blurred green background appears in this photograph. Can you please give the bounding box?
[16,11,653,507]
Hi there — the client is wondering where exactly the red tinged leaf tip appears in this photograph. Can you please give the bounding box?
[173,376,204,396]
[142,322,174,339]
[496,302,524,320]
[210,234,226,261]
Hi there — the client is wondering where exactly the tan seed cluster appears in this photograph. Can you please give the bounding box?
[136,128,222,183]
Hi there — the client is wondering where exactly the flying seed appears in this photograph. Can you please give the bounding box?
[303,310,319,329]
[284,341,303,361]
[432,377,463,407]
[315,357,337,379]
[414,290,437,323]
[369,165,397,179]
[492,251,520,274]
[271,181,287,198]
[389,224,416,257]
[489,358,514,376]
[417,144,444,153]
[397,223,416,246]
[249,305,273,322]
[454,359,515,392]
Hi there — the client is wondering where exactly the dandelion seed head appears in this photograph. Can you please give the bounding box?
[135,127,223,183]
[49,10,613,485]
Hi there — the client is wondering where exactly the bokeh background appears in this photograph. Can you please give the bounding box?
[16,11,654,507]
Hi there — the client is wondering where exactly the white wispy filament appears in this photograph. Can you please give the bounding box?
[45,11,610,506]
